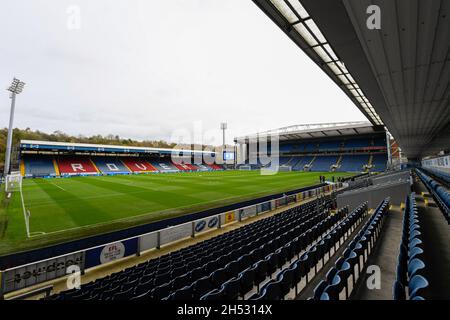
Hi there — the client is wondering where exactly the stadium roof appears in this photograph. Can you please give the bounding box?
[234,121,385,142]
[252,0,450,159]
[20,140,215,155]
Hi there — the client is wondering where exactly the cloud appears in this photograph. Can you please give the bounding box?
[0,0,366,144]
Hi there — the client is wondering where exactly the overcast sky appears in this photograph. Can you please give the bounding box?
[0,0,366,145]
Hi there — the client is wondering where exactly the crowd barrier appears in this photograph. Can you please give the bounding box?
[0,183,342,297]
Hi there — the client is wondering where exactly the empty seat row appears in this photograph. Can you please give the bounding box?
[393,193,429,300]
[203,207,350,301]
[247,203,369,300]
[138,205,336,300]
[312,198,390,300]
[421,167,450,185]
[416,169,450,225]
[47,196,334,300]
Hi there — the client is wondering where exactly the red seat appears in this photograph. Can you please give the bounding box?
[122,158,157,172]
[58,157,98,174]
[172,162,195,171]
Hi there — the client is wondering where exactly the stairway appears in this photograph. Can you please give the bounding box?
[366,154,374,172]
[331,155,343,172]
[304,156,316,171]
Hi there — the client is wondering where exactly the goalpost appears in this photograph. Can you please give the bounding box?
[277,165,292,172]
[5,171,22,193]
[5,172,30,237]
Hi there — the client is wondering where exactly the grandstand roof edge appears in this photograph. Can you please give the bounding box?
[19,140,215,155]
[234,121,383,141]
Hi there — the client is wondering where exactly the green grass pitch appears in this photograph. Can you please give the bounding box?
[0,170,354,255]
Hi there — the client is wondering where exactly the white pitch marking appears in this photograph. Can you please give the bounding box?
[51,182,66,191]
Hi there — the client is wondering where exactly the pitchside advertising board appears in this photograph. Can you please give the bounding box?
[160,223,192,246]
[238,205,258,220]
[220,211,236,225]
[1,252,84,294]
[194,215,220,234]
[139,231,159,252]
[84,238,138,269]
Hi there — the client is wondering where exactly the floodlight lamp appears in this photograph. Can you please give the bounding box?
[7,78,25,94]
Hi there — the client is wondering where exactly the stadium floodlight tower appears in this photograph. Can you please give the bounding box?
[220,122,227,147]
[4,78,25,177]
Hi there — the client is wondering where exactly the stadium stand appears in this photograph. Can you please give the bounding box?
[310,156,338,172]
[196,164,211,171]
[416,169,450,224]
[279,157,293,166]
[371,154,388,172]
[122,158,157,173]
[92,157,131,175]
[172,163,198,171]
[57,157,99,175]
[207,164,224,170]
[319,141,342,150]
[148,160,180,173]
[313,198,390,300]
[247,203,367,300]
[337,155,369,172]
[393,193,429,300]
[45,196,360,300]
[292,156,314,171]
[23,156,57,177]
[344,138,371,148]
[420,167,450,186]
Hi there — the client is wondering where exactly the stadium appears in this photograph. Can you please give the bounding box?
[0,0,449,305]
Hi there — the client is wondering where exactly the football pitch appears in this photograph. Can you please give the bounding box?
[0,170,354,255]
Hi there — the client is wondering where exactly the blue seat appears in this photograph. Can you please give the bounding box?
[408,238,423,250]
[336,262,352,299]
[169,286,193,300]
[325,267,338,284]
[200,288,223,300]
[319,292,330,300]
[238,267,255,298]
[408,275,429,299]
[211,268,228,288]
[261,280,282,300]
[407,258,426,280]
[277,268,295,298]
[253,260,269,290]
[323,275,342,300]
[112,287,133,300]
[151,283,171,300]
[312,280,328,300]
[221,277,240,300]
[225,261,240,279]
[193,276,213,299]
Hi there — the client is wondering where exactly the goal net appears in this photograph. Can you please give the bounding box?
[239,165,252,171]
[4,172,30,237]
[278,165,292,172]
[5,172,22,193]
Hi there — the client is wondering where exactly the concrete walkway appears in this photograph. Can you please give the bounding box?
[414,180,450,299]
[351,206,403,300]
